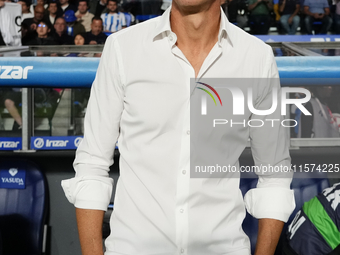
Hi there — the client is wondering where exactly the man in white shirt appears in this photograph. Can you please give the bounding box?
[18,0,34,20]
[45,0,61,29]
[100,0,126,32]
[75,0,94,32]
[62,0,296,254]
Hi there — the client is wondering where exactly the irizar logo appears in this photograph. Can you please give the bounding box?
[33,137,69,148]
[0,66,33,79]
[46,139,69,147]
[34,138,44,148]
[74,137,82,147]
[0,141,20,148]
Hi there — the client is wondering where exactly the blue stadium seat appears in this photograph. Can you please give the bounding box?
[0,159,48,255]
[240,171,330,254]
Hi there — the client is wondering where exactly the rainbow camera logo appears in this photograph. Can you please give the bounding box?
[196,82,222,115]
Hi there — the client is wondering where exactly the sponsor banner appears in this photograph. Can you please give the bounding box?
[0,168,26,189]
[31,136,83,150]
[1,57,340,88]
[0,137,22,150]
[0,58,98,87]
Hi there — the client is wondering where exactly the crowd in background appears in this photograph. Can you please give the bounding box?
[0,0,135,46]
[0,0,339,47]
[222,0,340,34]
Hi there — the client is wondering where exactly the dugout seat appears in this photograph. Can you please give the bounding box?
[0,159,48,255]
[240,170,330,255]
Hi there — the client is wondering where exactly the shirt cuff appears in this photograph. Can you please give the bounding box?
[244,187,295,222]
[61,175,113,211]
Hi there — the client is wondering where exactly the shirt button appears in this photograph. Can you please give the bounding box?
[180,209,184,213]
[186,130,190,135]
[182,170,186,175]
[181,249,184,253]
[169,35,173,41]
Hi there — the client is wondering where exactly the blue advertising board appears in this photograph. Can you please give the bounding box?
[31,136,83,150]
[0,137,22,150]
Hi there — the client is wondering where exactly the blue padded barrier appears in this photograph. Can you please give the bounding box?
[0,57,340,88]
[0,57,99,88]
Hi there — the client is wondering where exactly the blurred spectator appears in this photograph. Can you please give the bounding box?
[52,17,73,44]
[334,0,340,34]
[304,0,332,34]
[22,4,45,31]
[248,0,273,34]
[0,0,22,46]
[293,87,339,138]
[45,0,62,29]
[94,0,107,17]
[18,0,34,20]
[84,16,107,44]
[120,3,135,27]
[25,20,56,44]
[3,89,22,130]
[225,0,248,29]
[22,3,45,44]
[59,0,76,13]
[64,9,85,36]
[101,0,126,32]
[74,32,85,45]
[279,0,300,34]
[29,0,48,15]
[3,88,60,130]
[283,183,340,255]
[0,34,4,46]
[273,0,281,23]
[0,0,5,46]
[75,0,94,32]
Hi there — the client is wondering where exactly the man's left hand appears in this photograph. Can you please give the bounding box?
[254,218,284,255]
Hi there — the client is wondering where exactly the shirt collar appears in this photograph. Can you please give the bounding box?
[153,6,234,47]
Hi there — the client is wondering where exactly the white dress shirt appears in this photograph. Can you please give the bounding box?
[62,6,295,255]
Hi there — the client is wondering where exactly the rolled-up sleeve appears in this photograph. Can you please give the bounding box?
[61,35,124,211]
[244,46,295,222]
